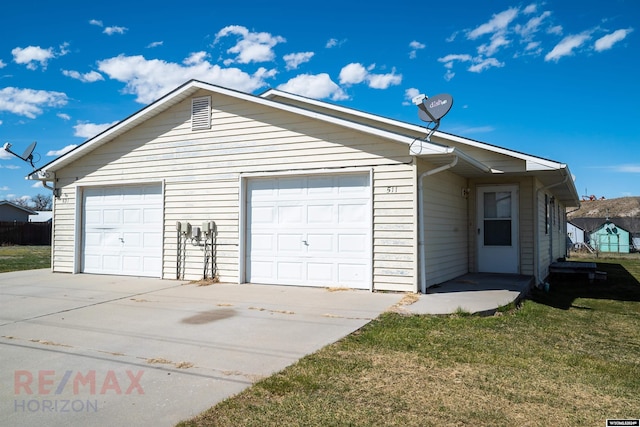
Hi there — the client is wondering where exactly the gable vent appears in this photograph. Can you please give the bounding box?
[191,96,211,130]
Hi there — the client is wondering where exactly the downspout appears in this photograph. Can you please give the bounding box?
[534,171,569,285]
[418,155,459,294]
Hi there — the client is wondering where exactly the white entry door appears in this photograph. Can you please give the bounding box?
[477,185,519,273]
[246,174,371,289]
[82,184,163,277]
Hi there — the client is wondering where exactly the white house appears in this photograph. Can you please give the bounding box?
[567,221,586,247]
[28,80,580,292]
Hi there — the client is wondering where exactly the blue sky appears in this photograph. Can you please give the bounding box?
[1,0,638,204]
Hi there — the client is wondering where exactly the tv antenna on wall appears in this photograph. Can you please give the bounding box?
[412,93,454,142]
[3,141,39,168]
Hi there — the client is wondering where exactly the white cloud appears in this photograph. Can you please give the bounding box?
[97,53,275,104]
[523,4,537,14]
[325,38,346,48]
[57,113,71,120]
[515,11,551,39]
[12,46,55,70]
[62,70,104,83]
[338,63,402,89]
[611,164,640,173]
[468,58,504,73]
[46,144,77,157]
[0,185,9,190]
[339,63,368,85]
[104,26,128,35]
[214,25,285,65]
[467,7,519,40]
[438,54,473,66]
[367,69,402,89]
[403,88,422,105]
[547,25,563,36]
[147,41,163,48]
[0,59,6,68]
[594,28,633,52]
[478,33,511,56]
[444,70,455,81]
[545,31,591,62]
[89,19,103,27]
[283,52,314,70]
[73,121,118,138]
[277,74,348,101]
[0,87,68,118]
[409,40,426,59]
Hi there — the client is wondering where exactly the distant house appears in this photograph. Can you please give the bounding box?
[567,221,586,247]
[571,217,639,254]
[26,80,580,291]
[0,201,37,222]
[29,211,53,223]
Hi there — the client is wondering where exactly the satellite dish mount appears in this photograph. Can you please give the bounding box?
[3,141,39,168]
[412,93,454,141]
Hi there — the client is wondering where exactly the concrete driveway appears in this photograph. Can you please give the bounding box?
[0,270,402,427]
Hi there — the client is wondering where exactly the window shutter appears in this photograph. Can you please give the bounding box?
[191,96,211,130]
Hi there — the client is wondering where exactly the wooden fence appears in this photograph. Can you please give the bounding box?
[0,221,52,245]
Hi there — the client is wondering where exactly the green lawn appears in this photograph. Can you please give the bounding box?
[179,257,640,426]
[0,245,51,273]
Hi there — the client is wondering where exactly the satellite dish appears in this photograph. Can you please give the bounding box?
[20,141,37,161]
[3,141,39,168]
[417,93,454,123]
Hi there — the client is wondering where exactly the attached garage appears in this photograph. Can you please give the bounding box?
[82,184,163,277]
[245,173,372,289]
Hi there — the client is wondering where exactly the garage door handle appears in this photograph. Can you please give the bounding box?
[119,238,124,243]
[302,240,309,246]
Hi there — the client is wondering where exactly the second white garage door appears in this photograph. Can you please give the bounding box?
[82,184,163,277]
[246,174,371,289]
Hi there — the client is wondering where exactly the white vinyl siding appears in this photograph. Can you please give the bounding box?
[52,90,417,291]
[421,166,468,286]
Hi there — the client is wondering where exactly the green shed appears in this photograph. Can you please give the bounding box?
[590,220,631,253]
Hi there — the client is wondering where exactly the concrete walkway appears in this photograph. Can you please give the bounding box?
[401,273,534,315]
[0,270,530,426]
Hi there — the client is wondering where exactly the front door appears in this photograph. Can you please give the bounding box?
[477,185,519,273]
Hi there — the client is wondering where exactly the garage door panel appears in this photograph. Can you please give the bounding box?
[338,264,366,283]
[277,234,305,251]
[246,174,371,289]
[307,205,333,223]
[278,205,303,224]
[82,184,162,278]
[338,203,367,223]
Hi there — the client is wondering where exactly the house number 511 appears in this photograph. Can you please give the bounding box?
[387,186,398,193]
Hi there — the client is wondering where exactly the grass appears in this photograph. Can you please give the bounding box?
[0,245,51,273]
[178,257,640,427]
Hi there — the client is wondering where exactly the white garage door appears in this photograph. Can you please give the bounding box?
[246,174,371,289]
[82,184,163,277]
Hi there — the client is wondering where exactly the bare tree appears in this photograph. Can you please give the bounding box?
[31,194,52,211]
[10,194,52,211]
